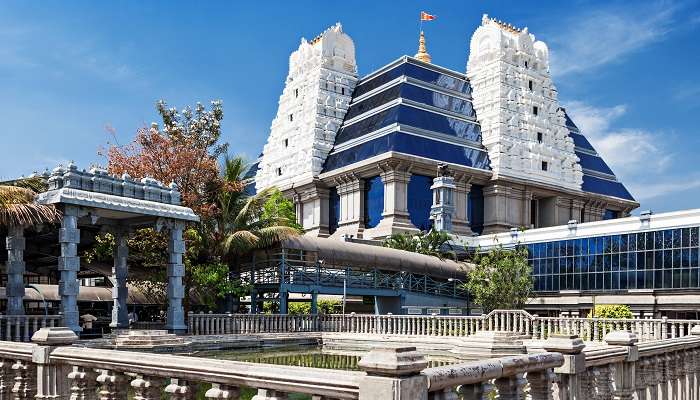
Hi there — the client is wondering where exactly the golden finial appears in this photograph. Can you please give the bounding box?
[415,30,432,64]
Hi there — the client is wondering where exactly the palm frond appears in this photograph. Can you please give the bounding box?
[255,225,300,249]
[222,230,259,255]
[233,187,276,227]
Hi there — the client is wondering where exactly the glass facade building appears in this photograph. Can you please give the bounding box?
[528,226,700,293]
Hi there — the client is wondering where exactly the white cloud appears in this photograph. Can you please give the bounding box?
[547,2,677,76]
[565,101,671,176]
[562,100,700,203]
[627,178,700,201]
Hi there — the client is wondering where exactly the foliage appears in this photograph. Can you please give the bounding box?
[262,299,341,315]
[382,230,455,259]
[190,263,250,308]
[104,100,229,219]
[465,245,532,313]
[587,304,633,319]
[0,177,60,227]
[219,186,302,258]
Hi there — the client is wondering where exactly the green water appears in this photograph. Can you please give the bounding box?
[196,345,457,370]
[192,346,459,399]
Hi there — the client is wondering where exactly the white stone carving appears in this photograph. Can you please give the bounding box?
[466,15,583,190]
[255,23,358,191]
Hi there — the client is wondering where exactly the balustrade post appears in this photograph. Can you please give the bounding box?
[31,327,80,400]
[11,359,33,400]
[67,366,98,400]
[251,389,288,400]
[357,346,428,400]
[527,369,557,400]
[96,369,127,400]
[205,383,240,400]
[542,334,585,400]
[457,382,494,400]
[604,331,639,400]
[164,378,191,400]
[131,376,164,400]
[494,373,526,400]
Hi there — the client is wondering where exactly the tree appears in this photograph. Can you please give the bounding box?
[105,100,228,219]
[383,230,455,259]
[465,245,532,313]
[0,177,60,227]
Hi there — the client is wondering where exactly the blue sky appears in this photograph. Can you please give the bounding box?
[1,0,699,214]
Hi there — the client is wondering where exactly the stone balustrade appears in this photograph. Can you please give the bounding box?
[4,326,700,399]
[0,314,62,342]
[189,310,699,342]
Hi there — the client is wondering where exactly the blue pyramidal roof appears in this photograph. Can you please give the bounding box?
[322,57,491,173]
[562,109,635,202]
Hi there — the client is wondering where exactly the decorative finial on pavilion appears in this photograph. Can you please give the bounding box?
[415,31,432,64]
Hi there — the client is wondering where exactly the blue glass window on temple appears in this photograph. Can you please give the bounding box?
[468,184,484,234]
[328,187,340,235]
[364,176,384,229]
[603,209,619,220]
[407,174,433,231]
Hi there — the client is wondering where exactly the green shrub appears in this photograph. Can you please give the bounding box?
[587,304,633,319]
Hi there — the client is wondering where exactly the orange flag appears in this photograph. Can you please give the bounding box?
[420,11,436,21]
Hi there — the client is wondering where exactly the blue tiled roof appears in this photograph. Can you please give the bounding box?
[323,57,490,173]
[561,108,636,202]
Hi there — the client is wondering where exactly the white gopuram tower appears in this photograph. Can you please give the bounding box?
[467,15,583,190]
[255,23,358,191]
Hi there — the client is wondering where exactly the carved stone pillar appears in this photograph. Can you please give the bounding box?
[165,220,187,333]
[452,176,473,236]
[6,225,26,316]
[110,228,129,329]
[494,374,527,400]
[59,205,82,333]
[296,185,330,237]
[332,177,365,239]
[366,167,417,238]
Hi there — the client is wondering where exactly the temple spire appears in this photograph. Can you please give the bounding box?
[415,30,432,63]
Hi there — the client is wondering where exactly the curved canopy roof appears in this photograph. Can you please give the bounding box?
[278,236,471,280]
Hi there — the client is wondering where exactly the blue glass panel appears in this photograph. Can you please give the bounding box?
[682,228,691,248]
[397,106,482,141]
[336,105,482,145]
[323,131,490,172]
[353,62,472,98]
[563,110,580,132]
[364,176,384,229]
[568,132,596,152]
[400,84,475,117]
[581,175,635,201]
[328,187,340,235]
[692,228,699,247]
[336,106,399,144]
[345,85,401,120]
[577,152,615,176]
[407,174,433,231]
[468,185,484,234]
[604,209,619,220]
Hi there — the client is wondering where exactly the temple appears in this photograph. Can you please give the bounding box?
[253,15,638,240]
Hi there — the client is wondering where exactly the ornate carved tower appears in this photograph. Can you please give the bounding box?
[466,15,583,190]
[255,23,358,191]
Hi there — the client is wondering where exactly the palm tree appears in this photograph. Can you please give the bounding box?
[0,177,61,227]
[214,156,301,311]
[383,230,456,260]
